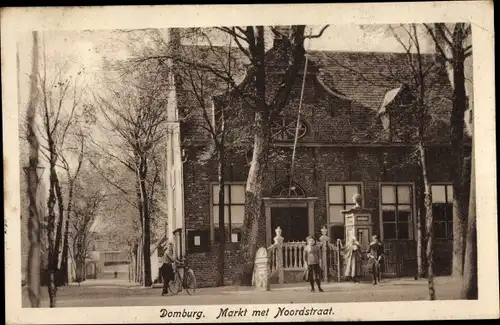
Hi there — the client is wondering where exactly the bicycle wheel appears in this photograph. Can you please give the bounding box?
[184,269,196,295]
[168,275,181,295]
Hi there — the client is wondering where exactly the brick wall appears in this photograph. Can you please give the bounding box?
[186,244,241,287]
[182,142,458,286]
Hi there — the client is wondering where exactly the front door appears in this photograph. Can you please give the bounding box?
[271,207,309,242]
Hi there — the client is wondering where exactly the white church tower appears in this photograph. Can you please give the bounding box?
[164,28,186,257]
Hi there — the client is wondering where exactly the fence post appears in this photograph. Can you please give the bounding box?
[337,238,342,282]
[322,241,328,282]
[254,247,270,291]
[274,227,284,284]
[319,226,330,282]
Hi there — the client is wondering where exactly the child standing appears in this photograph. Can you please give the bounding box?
[367,235,384,285]
[303,236,324,292]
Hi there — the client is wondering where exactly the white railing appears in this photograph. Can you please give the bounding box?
[265,227,344,284]
[283,241,307,270]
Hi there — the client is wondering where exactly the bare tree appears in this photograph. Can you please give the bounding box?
[196,26,326,285]
[423,22,475,299]
[24,31,42,307]
[93,60,170,287]
[424,23,473,278]
[86,150,143,282]
[59,130,86,285]
[384,24,446,300]
[346,24,463,298]
[128,25,328,285]
[35,39,87,307]
[69,175,105,282]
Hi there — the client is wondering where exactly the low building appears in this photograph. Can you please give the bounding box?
[81,215,130,281]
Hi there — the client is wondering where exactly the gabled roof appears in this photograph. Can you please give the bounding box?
[308,50,451,112]
[176,45,451,114]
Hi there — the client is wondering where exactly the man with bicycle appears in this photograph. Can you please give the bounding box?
[367,235,384,285]
[160,242,182,296]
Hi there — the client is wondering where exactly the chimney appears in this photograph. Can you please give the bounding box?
[168,28,181,58]
[273,25,291,48]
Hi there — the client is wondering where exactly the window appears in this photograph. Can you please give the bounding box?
[271,181,306,198]
[327,183,362,241]
[212,183,245,243]
[380,184,413,240]
[271,116,307,141]
[431,184,453,239]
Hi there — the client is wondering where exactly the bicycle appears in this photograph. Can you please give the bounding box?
[167,258,197,295]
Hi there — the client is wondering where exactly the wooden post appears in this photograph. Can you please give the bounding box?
[274,227,284,284]
[336,238,342,282]
[321,241,328,282]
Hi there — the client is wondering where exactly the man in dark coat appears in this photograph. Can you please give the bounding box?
[160,242,179,296]
[367,235,384,285]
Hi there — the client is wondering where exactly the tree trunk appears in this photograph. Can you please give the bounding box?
[138,157,153,287]
[461,108,477,299]
[60,221,69,285]
[141,206,152,287]
[75,258,85,282]
[135,239,142,284]
[432,23,470,279]
[133,165,145,284]
[450,25,469,279]
[451,173,467,279]
[26,31,41,308]
[46,168,58,307]
[53,174,65,270]
[239,27,268,286]
[74,234,86,282]
[416,175,425,278]
[217,141,226,287]
[240,110,268,285]
[419,144,436,300]
[60,180,75,286]
[139,158,152,287]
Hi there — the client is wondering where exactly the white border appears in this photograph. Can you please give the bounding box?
[2,1,498,323]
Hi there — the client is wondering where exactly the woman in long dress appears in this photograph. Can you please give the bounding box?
[344,236,362,283]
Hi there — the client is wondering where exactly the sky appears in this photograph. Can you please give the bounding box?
[17,25,436,112]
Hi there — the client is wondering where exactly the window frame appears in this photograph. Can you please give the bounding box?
[325,182,364,240]
[209,181,246,244]
[270,116,308,141]
[379,182,416,241]
[430,183,453,240]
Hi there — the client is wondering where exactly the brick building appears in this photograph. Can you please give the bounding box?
[165,32,471,287]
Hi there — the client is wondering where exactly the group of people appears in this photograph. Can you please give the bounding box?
[159,234,384,295]
[303,234,384,292]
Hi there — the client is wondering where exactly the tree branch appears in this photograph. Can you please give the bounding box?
[305,25,330,39]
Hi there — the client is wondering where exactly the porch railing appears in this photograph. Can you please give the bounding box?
[266,227,344,284]
[259,227,422,286]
